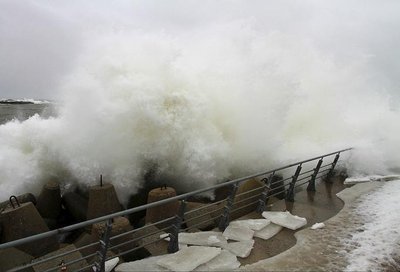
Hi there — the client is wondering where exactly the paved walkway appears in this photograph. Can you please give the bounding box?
[241,179,400,271]
[237,176,347,266]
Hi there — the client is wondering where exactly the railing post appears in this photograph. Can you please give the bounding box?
[286,164,302,202]
[218,182,239,231]
[256,173,274,213]
[307,158,323,192]
[167,199,186,253]
[327,153,340,182]
[95,218,113,272]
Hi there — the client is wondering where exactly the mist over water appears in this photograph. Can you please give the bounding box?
[0,1,399,202]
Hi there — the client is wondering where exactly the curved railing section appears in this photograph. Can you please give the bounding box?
[0,148,352,272]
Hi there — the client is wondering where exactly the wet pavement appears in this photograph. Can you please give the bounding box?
[237,176,347,266]
[240,179,399,271]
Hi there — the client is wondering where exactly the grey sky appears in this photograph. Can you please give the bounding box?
[0,0,399,99]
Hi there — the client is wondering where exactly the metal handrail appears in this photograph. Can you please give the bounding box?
[0,148,352,272]
[0,147,351,250]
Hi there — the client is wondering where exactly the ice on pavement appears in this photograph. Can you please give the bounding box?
[254,223,283,240]
[115,255,167,271]
[344,175,382,184]
[344,175,400,184]
[310,222,325,230]
[378,175,400,181]
[223,225,254,241]
[157,246,222,272]
[105,257,119,272]
[222,240,255,258]
[262,211,307,230]
[160,231,227,246]
[195,249,241,271]
[230,219,271,231]
[178,231,227,246]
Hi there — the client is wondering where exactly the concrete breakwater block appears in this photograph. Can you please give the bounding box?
[91,216,133,254]
[157,246,222,272]
[73,232,99,260]
[133,224,169,256]
[62,192,88,221]
[223,225,254,241]
[0,247,34,272]
[184,201,220,230]
[232,179,264,219]
[87,183,122,220]
[0,193,36,211]
[32,244,88,272]
[145,186,179,225]
[262,211,307,230]
[0,202,59,257]
[222,240,255,258]
[36,181,61,220]
[254,223,283,240]
[195,249,241,271]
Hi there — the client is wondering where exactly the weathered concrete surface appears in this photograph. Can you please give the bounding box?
[184,201,221,230]
[0,247,34,272]
[87,184,122,220]
[36,181,61,220]
[132,224,169,256]
[145,187,179,225]
[0,202,59,257]
[32,244,88,272]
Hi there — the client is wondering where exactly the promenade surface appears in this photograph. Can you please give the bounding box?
[241,178,400,271]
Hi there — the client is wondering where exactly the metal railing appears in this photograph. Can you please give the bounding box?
[0,148,352,272]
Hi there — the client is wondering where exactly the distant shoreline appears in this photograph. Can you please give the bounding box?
[0,101,34,105]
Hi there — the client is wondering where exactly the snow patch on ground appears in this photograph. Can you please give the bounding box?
[310,222,325,230]
[344,179,400,271]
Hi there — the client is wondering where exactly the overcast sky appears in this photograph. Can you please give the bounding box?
[0,0,399,99]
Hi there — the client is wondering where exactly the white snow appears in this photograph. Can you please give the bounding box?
[254,223,283,240]
[344,179,400,271]
[222,240,255,258]
[160,231,227,246]
[344,175,382,184]
[156,246,222,272]
[115,255,167,271]
[195,249,241,271]
[229,219,271,231]
[223,225,254,241]
[262,211,307,230]
[344,175,400,184]
[105,257,119,272]
[310,222,325,230]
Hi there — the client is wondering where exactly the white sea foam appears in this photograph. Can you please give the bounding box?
[344,179,400,271]
[0,2,399,203]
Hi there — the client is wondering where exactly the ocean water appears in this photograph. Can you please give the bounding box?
[0,103,55,125]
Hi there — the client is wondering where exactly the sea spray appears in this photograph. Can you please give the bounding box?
[0,11,399,203]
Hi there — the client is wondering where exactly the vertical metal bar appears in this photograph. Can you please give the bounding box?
[167,199,186,253]
[256,172,274,213]
[95,218,113,272]
[218,182,239,231]
[307,158,323,192]
[286,164,302,202]
[327,153,340,181]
